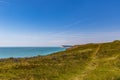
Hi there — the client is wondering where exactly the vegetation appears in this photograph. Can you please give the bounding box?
[0,40,120,80]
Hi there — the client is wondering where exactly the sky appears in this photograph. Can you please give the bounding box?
[0,0,120,46]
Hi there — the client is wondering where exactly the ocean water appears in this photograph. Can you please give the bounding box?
[0,47,66,58]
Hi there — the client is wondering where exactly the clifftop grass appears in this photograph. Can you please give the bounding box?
[0,40,120,80]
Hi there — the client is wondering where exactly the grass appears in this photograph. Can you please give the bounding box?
[0,40,120,80]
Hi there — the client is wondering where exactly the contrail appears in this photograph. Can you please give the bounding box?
[62,20,82,28]
[54,21,81,35]
[53,18,88,35]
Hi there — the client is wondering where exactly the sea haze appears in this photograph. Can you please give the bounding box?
[0,47,66,58]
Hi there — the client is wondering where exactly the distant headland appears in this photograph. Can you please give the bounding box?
[62,45,73,48]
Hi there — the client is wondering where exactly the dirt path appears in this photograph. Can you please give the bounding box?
[73,44,102,80]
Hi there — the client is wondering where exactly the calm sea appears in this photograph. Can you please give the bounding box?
[0,47,66,58]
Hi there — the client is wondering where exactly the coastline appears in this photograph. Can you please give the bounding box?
[0,47,66,59]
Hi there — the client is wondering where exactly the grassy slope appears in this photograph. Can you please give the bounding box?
[0,41,120,80]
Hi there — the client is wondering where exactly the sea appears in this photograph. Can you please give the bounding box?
[0,47,66,58]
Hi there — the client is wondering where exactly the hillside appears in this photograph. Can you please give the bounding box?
[0,40,120,80]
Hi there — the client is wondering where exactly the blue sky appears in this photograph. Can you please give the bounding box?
[0,0,120,46]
